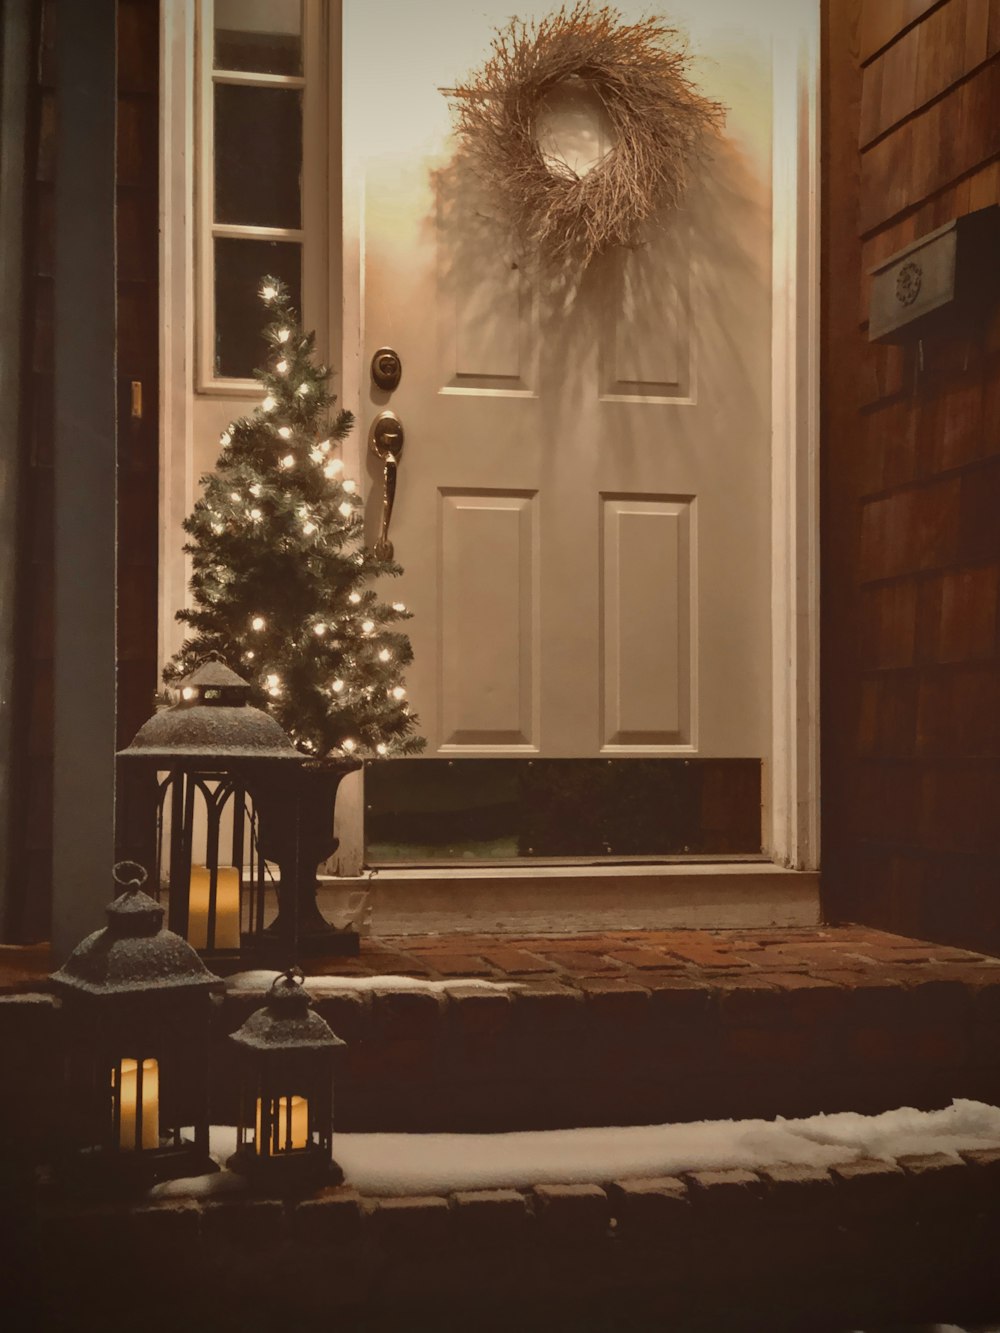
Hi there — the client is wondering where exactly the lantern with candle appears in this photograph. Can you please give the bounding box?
[117,657,305,962]
[228,969,345,1191]
[49,862,223,1189]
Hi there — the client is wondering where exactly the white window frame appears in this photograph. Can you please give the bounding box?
[193,0,330,396]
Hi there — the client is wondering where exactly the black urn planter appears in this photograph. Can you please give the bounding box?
[253,756,363,960]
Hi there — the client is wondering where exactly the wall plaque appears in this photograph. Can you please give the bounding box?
[868,205,1000,343]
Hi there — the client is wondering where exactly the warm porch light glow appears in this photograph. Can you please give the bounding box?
[187,865,240,950]
[256,1095,308,1153]
[115,1058,159,1151]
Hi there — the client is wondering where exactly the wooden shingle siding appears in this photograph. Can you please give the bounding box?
[859,57,1000,233]
[824,0,1000,952]
[860,0,950,63]
[860,0,992,147]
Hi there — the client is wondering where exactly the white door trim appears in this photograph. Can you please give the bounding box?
[768,9,821,872]
[161,1,823,909]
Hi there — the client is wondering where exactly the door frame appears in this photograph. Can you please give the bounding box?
[160,1,821,922]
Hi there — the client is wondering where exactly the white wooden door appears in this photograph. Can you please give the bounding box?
[342,0,774,763]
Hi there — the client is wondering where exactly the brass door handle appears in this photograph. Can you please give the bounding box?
[369,411,405,561]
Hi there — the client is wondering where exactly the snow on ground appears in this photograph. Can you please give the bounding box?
[225,970,520,996]
[150,1099,1000,1200]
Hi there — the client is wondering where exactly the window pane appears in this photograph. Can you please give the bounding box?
[215,84,301,228]
[214,238,301,379]
[214,0,302,76]
[365,759,762,863]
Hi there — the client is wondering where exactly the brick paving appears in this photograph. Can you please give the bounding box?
[5,923,998,993]
[6,925,1000,1133]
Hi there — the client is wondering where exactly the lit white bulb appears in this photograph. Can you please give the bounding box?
[220,430,231,446]
[378,648,391,662]
[229,491,240,502]
[348,592,361,604]
[278,426,292,440]
[249,508,262,522]
[181,686,196,701]
[280,454,295,469]
[342,479,357,494]
[338,502,352,518]
[377,743,388,756]
[362,619,375,634]
[296,383,310,397]
[392,602,406,613]
[244,650,255,660]
[319,440,333,457]
[331,678,345,694]
[342,738,357,753]
[249,484,262,497]
[391,686,406,701]
[324,461,340,479]
[251,616,265,631]
[276,360,288,374]
[313,623,327,636]
[277,328,290,343]
[211,523,224,535]
[302,520,317,535]
[261,284,277,301]
[310,449,324,464]
[262,395,277,412]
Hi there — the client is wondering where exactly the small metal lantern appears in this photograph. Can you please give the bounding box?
[117,658,303,961]
[49,862,223,1189]
[228,969,345,1191]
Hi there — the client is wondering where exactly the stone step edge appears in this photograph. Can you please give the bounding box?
[35,1146,1000,1274]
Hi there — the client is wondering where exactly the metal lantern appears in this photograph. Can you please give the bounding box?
[117,658,303,961]
[228,969,345,1191]
[49,862,223,1189]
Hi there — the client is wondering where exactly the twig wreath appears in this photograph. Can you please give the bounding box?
[448,3,725,268]
[453,1,730,267]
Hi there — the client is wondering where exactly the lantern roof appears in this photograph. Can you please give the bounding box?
[117,657,303,765]
[230,971,345,1056]
[51,864,223,999]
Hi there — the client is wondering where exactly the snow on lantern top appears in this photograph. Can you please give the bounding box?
[230,970,345,1058]
[50,863,222,999]
[118,656,303,765]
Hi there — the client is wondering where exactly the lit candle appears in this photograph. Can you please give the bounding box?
[116,1058,159,1151]
[187,866,241,950]
[256,1095,308,1154]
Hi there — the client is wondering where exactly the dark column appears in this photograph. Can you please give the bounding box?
[0,0,36,935]
[52,0,118,956]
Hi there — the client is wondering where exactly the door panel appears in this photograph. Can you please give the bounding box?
[343,0,774,763]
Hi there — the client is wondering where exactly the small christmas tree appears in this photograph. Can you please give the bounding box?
[164,278,424,758]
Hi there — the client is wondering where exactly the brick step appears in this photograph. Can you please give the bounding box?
[23,1147,1000,1332]
[4,925,1000,1132]
[218,925,1000,1131]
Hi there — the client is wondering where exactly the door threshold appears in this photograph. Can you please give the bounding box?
[320,861,820,936]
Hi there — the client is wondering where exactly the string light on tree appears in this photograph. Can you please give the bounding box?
[164,274,423,758]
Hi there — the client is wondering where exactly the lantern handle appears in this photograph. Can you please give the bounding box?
[113,860,148,891]
[270,965,305,995]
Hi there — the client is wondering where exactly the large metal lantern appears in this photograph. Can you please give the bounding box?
[49,863,223,1189]
[228,969,345,1192]
[117,658,303,961]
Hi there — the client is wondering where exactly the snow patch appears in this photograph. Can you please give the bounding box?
[225,969,520,996]
[330,1099,1000,1196]
[148,1100,1000,1201]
